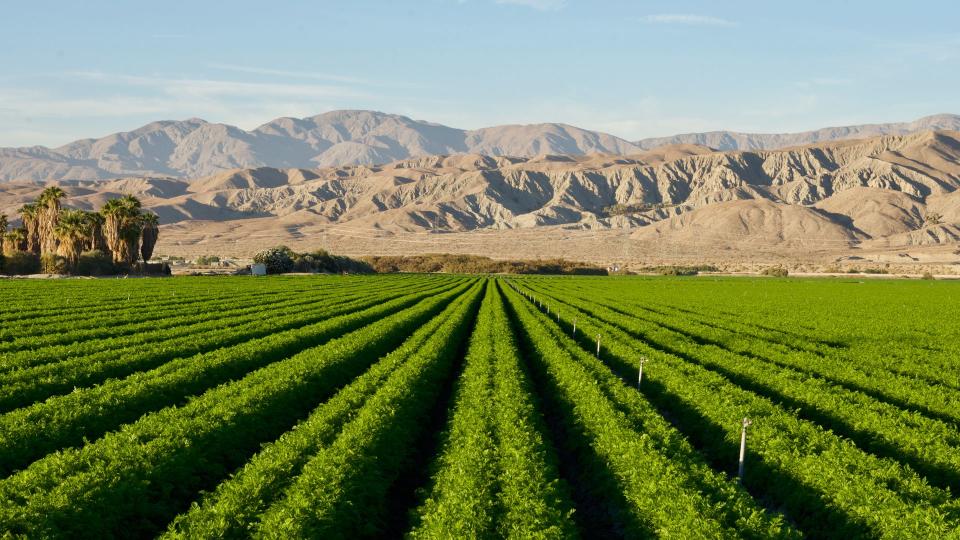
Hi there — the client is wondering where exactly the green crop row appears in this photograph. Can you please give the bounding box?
[0,278,465,477]
[501,281,798,538]
[410,281,577,539]
[0,280,475,538]
[161,280,484,539]
[517,280,960,538]
[0,277,457,411]
[232,281,485,538]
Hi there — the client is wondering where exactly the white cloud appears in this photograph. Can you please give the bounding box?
[207,63,368,85]
[69,71,370,100]
[638,14,736,27]
[495,0,566,11]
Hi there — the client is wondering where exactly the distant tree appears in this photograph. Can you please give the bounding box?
[55,209,93,271]
[101,195,144,266]
[0,214,7,254]
[139,212,160,262]
[18,203,40,254]
[83,211,107,251]
[253,246,295,274]
[37,186,66,255]
[3,228,26,256]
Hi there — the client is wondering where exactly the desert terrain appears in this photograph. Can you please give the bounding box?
[2,112,959,273]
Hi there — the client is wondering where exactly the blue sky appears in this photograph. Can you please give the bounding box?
[1,0,958,147]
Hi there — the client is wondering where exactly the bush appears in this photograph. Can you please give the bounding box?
[636,265,718,276]
[761,266,789,277]
[360,254,605,275]
[253,247,295,275]
[3,252,40,275]
[77,250,117,276]
[40,254,68,274]
[922,272,935,280]
[195,255,221,266]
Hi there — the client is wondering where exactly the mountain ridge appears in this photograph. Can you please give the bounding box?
[1,110,957,184]
[3,130,958,265]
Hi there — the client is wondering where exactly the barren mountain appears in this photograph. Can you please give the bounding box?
[0,111,640,183]
[635,114,960,151]
[2,130,959,269]
[3,110,958,185]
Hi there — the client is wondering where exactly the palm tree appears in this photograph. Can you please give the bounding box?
[101,195,143,265]
[82,211,106,251]
[18,203,40,254]
[0,214,7,254]
[139,212,160,263]
[54,209,91,271]
[3,228,26,256]
[37,186,66,255]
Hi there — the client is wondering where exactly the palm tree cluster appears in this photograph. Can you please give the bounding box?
[1,188,160,273]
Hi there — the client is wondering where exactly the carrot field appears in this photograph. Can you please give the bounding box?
[1,275,959,538]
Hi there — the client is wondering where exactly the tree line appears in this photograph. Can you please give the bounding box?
[0,187,159,275]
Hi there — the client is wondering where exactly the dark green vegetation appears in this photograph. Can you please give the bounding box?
[1,275,959,538]
[1,188,161,276]
[361,253,608,275]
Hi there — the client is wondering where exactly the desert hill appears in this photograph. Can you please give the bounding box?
[2,130,959,269]
[0,111,639,183]
[634,113,960,151]
[2,110,958,185]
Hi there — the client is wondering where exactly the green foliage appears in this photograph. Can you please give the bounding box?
[364,253,606,275]
[194,255,221,266]
[0,275,959,538]
[2,251,40,275]
[640,264,720,276]
[761,266,789,277]
[76,250,116,276]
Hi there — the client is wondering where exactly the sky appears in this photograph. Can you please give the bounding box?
[1,0,958,147]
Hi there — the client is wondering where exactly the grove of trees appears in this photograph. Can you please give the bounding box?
[0,188,160,275]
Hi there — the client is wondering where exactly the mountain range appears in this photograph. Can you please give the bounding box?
[2,128,959,268]
[2,110,959,184]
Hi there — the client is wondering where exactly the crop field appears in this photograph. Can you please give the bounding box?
[1,275,960,538]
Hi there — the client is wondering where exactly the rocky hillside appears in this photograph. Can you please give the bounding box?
[2,130,959,257]
[635,113,960,151]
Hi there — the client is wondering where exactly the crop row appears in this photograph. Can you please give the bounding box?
[0,276,460,410]
[502,282,798,538]
[516,280,960,538]
[527,280,960,492]
[410,281,578,538]
[0,280,474,538]
[0,278,465,477]
[160,280,483,538]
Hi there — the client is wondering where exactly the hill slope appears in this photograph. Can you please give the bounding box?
[635,113,960,151]
[3,130,959,266]
[2,111,958,184]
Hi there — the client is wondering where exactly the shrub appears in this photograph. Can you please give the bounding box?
[636,265,718,276]
[3,252,40,275]
[77,250,117,276]
[761,266,789,277]
[40,254,68,274]
[253,247,295,275]
[921,272,935,280]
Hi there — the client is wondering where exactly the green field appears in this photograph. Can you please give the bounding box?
[1,275,959,538]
